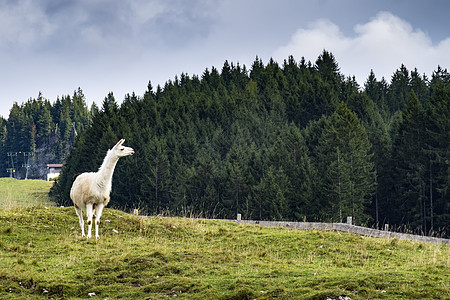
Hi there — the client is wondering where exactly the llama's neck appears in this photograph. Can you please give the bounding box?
[96,149,119,191]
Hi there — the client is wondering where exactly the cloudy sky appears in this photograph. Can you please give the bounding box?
[1,0,449,118]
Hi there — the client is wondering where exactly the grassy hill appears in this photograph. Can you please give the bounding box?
[0,178,54,209]
[0,181,449,299]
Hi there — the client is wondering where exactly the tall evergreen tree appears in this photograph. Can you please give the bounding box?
[140,136,171,213]
[425,69,450,233]
[364,70,390,119]
[317,102,376,224]
[410,68,429,104]
[388,64,410,113]
[390,91,428,232]
[315,50,342,90]
[256,166,290,220]
[267,123,315,220]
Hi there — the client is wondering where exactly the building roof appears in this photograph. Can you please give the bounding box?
[47,164,63,168]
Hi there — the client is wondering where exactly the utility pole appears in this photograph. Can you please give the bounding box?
[22,152,33,180]
[7,152,18,178]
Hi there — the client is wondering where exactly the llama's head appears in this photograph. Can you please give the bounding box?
[113,139,134,157]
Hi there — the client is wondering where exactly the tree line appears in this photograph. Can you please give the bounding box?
[0,88,94,179]
[2,51,448,236]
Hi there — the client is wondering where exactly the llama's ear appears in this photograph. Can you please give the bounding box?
[114,139,125,148]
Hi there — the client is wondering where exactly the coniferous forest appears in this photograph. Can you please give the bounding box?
[0,88,92,179]
[1,51,449,236]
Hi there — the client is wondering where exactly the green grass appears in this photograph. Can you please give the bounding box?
[0,178,55,209]
[0,181,449,299]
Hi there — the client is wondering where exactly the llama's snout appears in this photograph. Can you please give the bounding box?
[126,148,135,156]
[121,146,134,157]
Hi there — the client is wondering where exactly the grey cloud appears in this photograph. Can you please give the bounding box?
[132,0,217,49]
[38,0,216,52]
[0,0,56,50]
[0,0,216,58]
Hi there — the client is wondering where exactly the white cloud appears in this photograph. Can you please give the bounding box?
[273,12,450,83]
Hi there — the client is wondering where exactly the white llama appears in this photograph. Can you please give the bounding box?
[70,139,134,239]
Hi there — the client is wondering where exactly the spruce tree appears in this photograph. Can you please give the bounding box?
[388,64,410,113]
[317,102,376,224]
[256,166,290,220]
[425,71,450,233]
[391,91,428,232]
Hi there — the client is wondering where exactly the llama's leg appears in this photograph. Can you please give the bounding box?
[86,203,94,238]
[94,203,105,239]
[74,206,85,237]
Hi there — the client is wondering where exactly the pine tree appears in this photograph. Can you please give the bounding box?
[36,104,52,143]
[224,133,250,217]
[425,69,450,233]
[391,91,428,232]
[71,88,89,132]
[317,102,376,224]
[388,64,410,113]
[256,166,290,220]
[325,146,352,221]
[141,136,171,213]
[315,50,342,90]
[302,67,339,123]
[184,139,222,217]
[345,80,393,226]
[267,123,315,220]
[410,68,429,104]
[364,70,389,119]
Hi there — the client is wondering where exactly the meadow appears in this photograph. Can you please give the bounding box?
[0,178,54,209]
[0,179,449,299]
